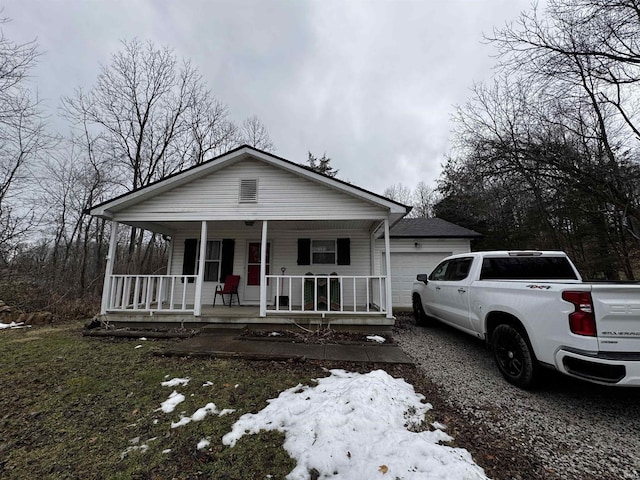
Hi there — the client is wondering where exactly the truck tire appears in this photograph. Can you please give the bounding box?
[412,294,431,327]
[491,324,538,389]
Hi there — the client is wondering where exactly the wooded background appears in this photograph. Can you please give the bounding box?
[2,0,640,320]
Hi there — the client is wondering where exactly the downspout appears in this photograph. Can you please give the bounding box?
[166,236,173,275]
[383,218,393,319]
[100,220,119,315]
[194,221,207,316]
[259,220,268,317]
[165,236,173,306]
[370,220,385,276]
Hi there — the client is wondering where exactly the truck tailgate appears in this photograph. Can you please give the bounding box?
[591,284,640,353]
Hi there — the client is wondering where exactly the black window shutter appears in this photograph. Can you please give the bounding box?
[182,238,197,283]
[220,239,235,283]
[337,238,351,265]
[297,238,311,265]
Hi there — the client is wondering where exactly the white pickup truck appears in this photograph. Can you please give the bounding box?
[411,251,640,388]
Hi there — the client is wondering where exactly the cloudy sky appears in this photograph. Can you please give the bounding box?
[4,0,536,196]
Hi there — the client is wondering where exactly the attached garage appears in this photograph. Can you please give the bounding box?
[388,251,450,308]
[375,218,482,310]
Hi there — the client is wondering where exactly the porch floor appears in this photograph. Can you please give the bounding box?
[102,304,394,328]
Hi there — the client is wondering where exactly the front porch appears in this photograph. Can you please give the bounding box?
[99,216,396,326]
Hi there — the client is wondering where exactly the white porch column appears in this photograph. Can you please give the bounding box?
[383,218,393,319]
[194,221,207,316]
[100,220,119,315]
[259,220,268,317]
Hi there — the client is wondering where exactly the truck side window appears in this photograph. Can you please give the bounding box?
[429,260,450,281]
[447,258,473,281]
[480,257,578,280]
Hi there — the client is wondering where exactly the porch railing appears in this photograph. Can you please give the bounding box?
[266,275,387,315]
[107,275,197,312]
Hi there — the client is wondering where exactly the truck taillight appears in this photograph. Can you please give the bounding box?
[562,291,596,337]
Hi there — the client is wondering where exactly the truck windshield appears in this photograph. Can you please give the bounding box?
[480,256,578,280]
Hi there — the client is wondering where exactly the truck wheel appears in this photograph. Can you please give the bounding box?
[491,324,538,389]
[412,294,431,327]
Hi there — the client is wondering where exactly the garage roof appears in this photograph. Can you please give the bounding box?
[390,218,482,238]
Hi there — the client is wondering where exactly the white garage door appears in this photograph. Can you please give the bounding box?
[388,252,451,308]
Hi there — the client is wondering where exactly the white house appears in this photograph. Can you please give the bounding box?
[89,145,410,327]
[88,145,479,327]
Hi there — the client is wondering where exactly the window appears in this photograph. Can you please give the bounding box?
[297,238,350,266]
[429,257,472,281]
[183,238,235,283]
[194,240,222,281]
[447,258,472,281]
[312,239,336,264]
[429,260,450,281]
[480,256,578,280]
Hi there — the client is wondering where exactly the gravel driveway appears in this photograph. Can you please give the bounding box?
[394,315,640,480]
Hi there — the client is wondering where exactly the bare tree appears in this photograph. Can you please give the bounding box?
[412,181,438,218]
[188,94,238,164]
[383,183,412,206]
[63,40,207,191]
[383,182,438,217]
[0,19,46,259]
[239,115,274,152]
[61,39,253,257]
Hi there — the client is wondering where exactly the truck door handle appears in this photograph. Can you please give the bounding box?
[458,288,466,293]
[435,286,441,291]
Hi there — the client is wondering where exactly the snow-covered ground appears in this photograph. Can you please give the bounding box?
[129,369,488,479]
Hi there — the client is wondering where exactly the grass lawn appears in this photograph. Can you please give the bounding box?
[0,322,339,479]
[4,321,470,480]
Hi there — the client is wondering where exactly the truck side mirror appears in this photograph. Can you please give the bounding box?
[416,274,428,284]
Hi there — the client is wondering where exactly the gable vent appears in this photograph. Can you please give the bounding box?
[239,179,258,203]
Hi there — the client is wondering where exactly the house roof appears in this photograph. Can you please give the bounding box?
[389,218,482,238]
[87,145,411,222]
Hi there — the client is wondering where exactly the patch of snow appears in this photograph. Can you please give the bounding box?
[134,345,143,349]
[162,449,172,454]
[202,381,214,387]
[161,377,190,387]
[432,421,447,430]
[366,335,386,343]
[171,402,235,428]
[159,391,185,413]
[222,369,488,480]
[0,322,29,330]
[197,438,211,450]
[268,331,282,336]
[139,337,148,341]
[120,444,148,459]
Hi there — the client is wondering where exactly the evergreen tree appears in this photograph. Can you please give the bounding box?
[307,152,338,177]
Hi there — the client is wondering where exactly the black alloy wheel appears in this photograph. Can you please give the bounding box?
[492,323,538,389]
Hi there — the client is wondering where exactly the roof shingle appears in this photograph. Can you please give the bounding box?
[390,218,482,238]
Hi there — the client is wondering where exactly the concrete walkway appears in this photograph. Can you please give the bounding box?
[163,329,414,364]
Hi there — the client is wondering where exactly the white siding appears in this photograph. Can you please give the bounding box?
[116,159,387,222]
[170,222,374,306]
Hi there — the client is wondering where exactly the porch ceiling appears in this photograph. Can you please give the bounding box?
[120,219,381,235]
